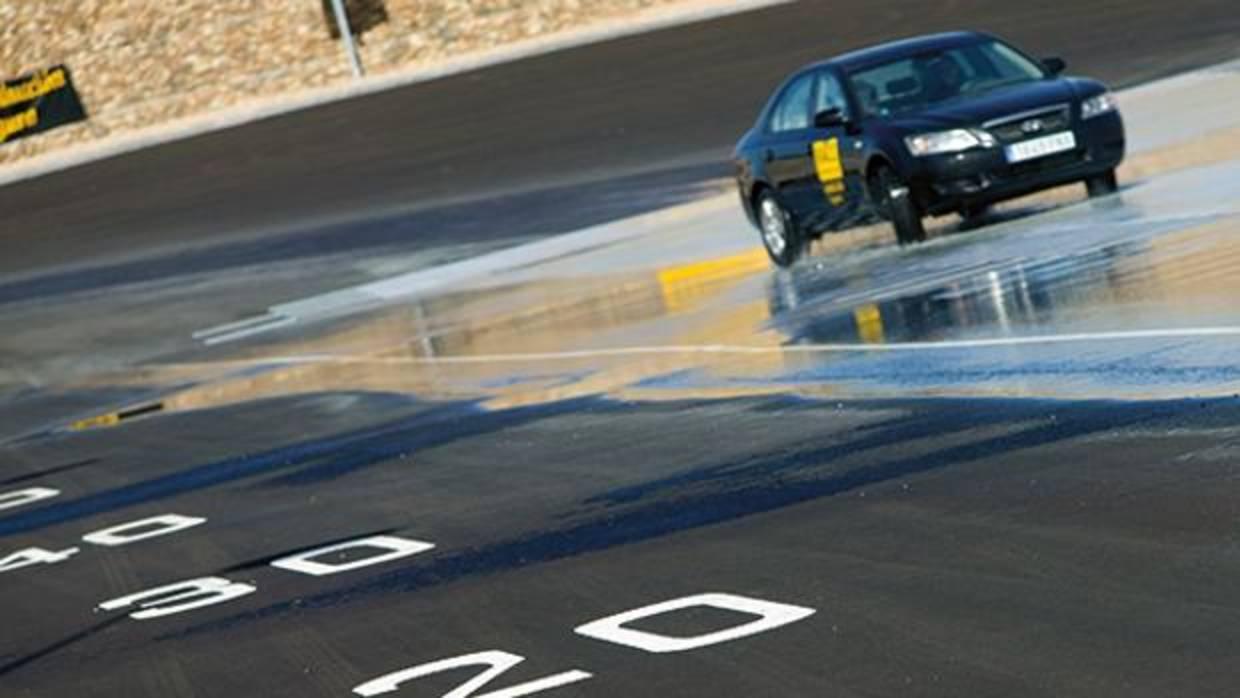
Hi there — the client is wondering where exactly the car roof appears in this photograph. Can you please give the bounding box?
[808,31,993,73]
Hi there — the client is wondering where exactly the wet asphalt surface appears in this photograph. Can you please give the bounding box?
[3,394,1240,697]
[4,157,1240,695]
[6,4,1240,698]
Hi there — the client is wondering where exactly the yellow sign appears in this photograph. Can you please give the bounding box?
[0,65,86,146]
[0,68,67,110]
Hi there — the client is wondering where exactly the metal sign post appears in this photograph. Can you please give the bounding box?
[328,0,365,78]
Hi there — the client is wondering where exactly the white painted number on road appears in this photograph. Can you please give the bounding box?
[574,592,816,653]
[98,576,256,620]
[353,650,592,698]
[351,594,814,695]
[0,487,60,511]
[82,514,207,547]
[0,546,80,574]
[0,514,207,576]
[270,535,435,577]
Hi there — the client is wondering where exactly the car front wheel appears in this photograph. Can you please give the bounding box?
[1085,169,1119,198]
[875,167,926,245]
[757,190,806,267]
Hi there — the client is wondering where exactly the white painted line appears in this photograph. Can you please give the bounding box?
[200,315,297,346]
[0,0,792,188]
[190,326,1240,366]
[191,311,290,340]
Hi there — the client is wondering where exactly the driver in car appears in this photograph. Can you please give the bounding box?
[923,55,967,101]
[854,79,881,116]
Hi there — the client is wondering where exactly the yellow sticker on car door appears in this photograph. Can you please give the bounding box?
[813,138,846,205]
[812,138,844,183]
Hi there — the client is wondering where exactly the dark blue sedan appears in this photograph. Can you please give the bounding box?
[734,31,1126,265]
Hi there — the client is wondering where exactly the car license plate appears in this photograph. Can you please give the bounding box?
[1004,131,1077,163]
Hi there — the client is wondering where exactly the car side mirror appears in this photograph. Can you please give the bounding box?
[1042,57,1067,76]
[814,107,847,129]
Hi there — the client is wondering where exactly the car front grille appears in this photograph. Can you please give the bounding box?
[987,106,1072,144]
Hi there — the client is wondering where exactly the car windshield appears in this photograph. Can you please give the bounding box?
[848,40,1046,118]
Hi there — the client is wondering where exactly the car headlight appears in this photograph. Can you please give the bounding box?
[1081,92,1117,120]
[904,129,997,157]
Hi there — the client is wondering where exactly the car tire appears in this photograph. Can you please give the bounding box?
[1085,169,1119,198]
[875,167,926,245]
[756,190,806,267]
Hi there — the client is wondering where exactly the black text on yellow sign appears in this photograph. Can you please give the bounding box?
[0,65,87,145]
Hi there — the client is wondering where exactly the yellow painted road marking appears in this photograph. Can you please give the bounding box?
[70,413,121,431]
[68,402,164,431]
[657,247,770,312]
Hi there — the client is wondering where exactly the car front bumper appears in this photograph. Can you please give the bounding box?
[911,111,1126,215]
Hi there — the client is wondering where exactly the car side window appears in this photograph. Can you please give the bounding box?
[814,72,849,119]
[769,73,814,133]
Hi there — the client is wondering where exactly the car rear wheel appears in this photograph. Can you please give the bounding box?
[1085,169,1119,198]
[757,190,806,267]
[875,167,926,245]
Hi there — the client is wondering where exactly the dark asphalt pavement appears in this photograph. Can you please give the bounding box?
[3,142,1240,694]
[3,393,1240,696]
[3,0,1240,285]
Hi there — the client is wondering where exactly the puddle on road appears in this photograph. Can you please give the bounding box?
[44,124,1240,431]
[62,183,1240,431]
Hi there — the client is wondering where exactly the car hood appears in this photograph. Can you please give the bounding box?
[884,78,1089,133]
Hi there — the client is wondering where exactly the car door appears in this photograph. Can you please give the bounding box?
[807,69,867,229]
[761,72,822,221]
